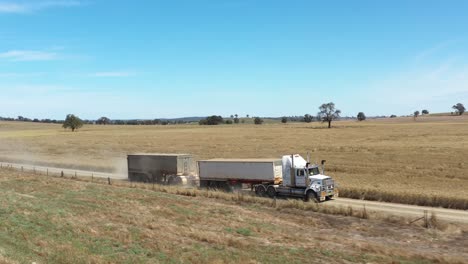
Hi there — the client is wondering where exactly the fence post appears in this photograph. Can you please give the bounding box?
[108,177,111,185]
[21,166,23,172]
[61,171,64,177]
[33,167,36,174]
[47,168,48,176]
[91,174,94,182]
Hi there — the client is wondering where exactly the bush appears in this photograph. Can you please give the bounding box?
[303,114,313,123]
[422,109,429,115]
[225,120,233,124]
[199,115,224,125]
[281,117,288,123]
[254,117,263,125]
[357,112,366,121]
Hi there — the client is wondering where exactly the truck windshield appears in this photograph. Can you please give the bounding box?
[308,167,320,175]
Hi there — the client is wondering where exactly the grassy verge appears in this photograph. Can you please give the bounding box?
[1,169,466,263]
[339,187,468,210]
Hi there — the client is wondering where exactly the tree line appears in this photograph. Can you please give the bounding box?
[1,102,464,132]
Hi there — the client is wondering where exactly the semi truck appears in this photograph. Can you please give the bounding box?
[198,154,338,202]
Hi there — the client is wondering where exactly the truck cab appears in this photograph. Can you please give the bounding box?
[269,154,338,202]
[293,165,338,201]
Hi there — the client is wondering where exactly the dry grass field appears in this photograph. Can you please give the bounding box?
[0,115,467,208]
[1,169,467,263]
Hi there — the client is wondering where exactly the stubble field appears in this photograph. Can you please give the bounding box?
[0,169,467,263]
[0,115,467,208]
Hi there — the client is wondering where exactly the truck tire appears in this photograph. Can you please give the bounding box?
[266,186,276,198]
[255,185,267,197]
[305,190,318,203]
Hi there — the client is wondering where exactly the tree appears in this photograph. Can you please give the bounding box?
[390,115,397,118]
[422,109,429,115]
[63,114,84,132]
[281,116,288,123]
[230,115,234,119]
[96,116,111,125]
[246,114,250,118]
[357,112,366,121]
[303,114,313,123]
[233,117,240,124]
[317,102,341,128]
[225,120,233,124]
[413,111,420,120]
[254,117,263,125]
[199,115,224,125]
[452,103,465,115]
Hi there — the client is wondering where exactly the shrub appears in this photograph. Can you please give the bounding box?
[254,117,263,125]
[357,112,366,121]
[199,115,224,125]
[303,114,313,123]
[281,117,288,123]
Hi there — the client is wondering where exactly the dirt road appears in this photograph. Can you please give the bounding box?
[329,197,468,224]
[0,162,127,179]
[1,161,467,224]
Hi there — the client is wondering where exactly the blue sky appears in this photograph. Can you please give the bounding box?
[0,0,467,119]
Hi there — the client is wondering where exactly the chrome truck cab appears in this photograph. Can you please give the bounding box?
[305,168,338,202]
[274,154,338,202]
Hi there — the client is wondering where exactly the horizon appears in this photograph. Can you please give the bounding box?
[1,1,467,119]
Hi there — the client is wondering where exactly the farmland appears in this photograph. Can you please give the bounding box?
[0,169,467,263]
[0,115,467,208]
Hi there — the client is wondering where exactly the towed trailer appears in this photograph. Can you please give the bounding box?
[127,153,198,185]
[198,159,282,191]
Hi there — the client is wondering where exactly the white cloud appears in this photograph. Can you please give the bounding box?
[0,50,59,61]
[0,1,81,14]
[91,71,136,77]
[0,72,45,77]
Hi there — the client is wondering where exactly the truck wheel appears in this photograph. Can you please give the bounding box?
[305,191,318,203]
[266,186,276,198]
[255,185,267,197]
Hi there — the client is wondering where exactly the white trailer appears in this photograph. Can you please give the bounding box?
[198,159,282,191]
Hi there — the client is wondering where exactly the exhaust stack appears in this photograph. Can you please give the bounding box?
[321,160,326,175]
[290,154,296,187]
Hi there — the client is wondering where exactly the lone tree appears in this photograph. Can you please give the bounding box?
[254,117,264,125]
[96,116,111,125]
[303,114,313,123]
[413,111,420,120]
[281,116,288,123]
[452,103,465,115]
[233,114,240,124]
[422,109,429,115]
[63,114,84,132]
[318,102,341,128]
[357,112,366,121]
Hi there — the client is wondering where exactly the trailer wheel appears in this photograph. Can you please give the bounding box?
[255,185,267,197]
[305,190,318,203]
[266,186,276,198]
